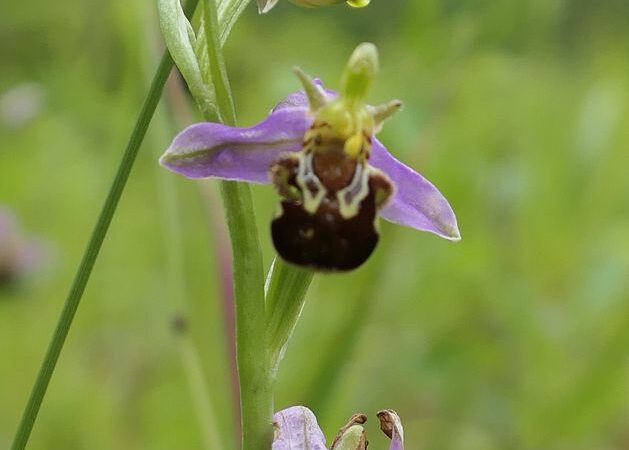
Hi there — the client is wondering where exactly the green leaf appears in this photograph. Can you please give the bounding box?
[265,258,315,371]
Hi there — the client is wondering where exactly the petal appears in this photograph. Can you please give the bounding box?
[160,106,310,182]
[371,139,461,241]
[273,406,328,450]
[377,410,404,450]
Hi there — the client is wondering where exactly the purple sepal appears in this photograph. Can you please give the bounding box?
[160,107,309,183]
[372,139,460,241]
[273,406,328,450]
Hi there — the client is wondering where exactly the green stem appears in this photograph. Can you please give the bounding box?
[203,0,236,126]
[265,259,314,371]
[203,1,271,449]
[220,182,271,450]
[10,2,199,449]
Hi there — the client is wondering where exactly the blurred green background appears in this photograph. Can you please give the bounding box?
[2,0,629,449]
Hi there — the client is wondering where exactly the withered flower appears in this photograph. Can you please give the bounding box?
[272,406,404,450]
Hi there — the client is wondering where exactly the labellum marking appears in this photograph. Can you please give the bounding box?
[296,152,326,214]
[337,162,370,219]
[271,119,393,272]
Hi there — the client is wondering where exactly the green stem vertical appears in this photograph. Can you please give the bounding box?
[203,0,272,449]
[220,181,271,450]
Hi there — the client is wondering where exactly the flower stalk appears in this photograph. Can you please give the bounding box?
[201,1,272,449]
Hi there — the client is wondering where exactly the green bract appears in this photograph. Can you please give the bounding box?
[157,0,217,116]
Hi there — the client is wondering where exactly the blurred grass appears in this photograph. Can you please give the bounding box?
[1,0,629,449]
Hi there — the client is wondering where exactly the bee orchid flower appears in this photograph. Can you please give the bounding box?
[160,43,460,271]
[272,406,404,450]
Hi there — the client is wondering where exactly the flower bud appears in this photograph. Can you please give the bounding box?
[331,425,367,450]
[330,414,368,450]
[258,0,370,13]
[347,0,370,6]
[289,0,369,8]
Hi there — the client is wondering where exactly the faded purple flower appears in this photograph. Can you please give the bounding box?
[0,207,45,287]
[272,406,404,450]
[0,82,45,129]
[377,410,404,450]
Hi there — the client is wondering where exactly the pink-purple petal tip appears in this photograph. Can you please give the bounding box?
[371,139,461,241]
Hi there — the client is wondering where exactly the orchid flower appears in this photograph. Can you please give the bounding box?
[272,406,404,450]
[257,0,370,14]
[161,43,460,271]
